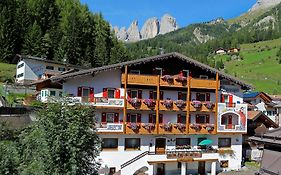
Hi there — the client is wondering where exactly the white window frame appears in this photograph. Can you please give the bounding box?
[155,67,163,76]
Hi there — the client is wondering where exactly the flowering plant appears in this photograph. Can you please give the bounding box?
[163,122,173,131]
[192,100,202,109]
[190,123,202,131]
[175,75,187,82]
[175,100,186,109]
[142,123,155,132]
[127,122,140,131]
[161,75,174,83]
[176,145,191,150]
[162,100,173,109]
[205,101,214,109]
[143,99,156,107]
[174,123,186,132]
[204,124,214,132]
[128,97,141,107]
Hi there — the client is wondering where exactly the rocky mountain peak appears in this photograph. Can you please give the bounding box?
[140,17,159,39]
[127,20,141,42]
[249,0,281,12]
[159,14,178,34]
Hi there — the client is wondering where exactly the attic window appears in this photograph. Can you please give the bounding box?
[130,70,140,74]
[200,75,208,79]
[154,67,162,76]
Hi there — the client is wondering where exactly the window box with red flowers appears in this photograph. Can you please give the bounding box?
[162,122,173,132]
[143,99,156,108]
[161,75,174,84]
[174,123,186,132]
[175,100,186,109]
[128,97,141,108]
[162,100,174,109]
[175,75,187,82]
[204,124,215,132]
[192,100,202,109]
[127,122,140,131]
[205,101,214,110]
[142,123,155,132]
[190,123,202,131]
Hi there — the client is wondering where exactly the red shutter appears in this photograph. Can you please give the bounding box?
[77,87,82,97]
[103,88,108,98]
[137,114,141,123]
[221,116,226,125]
[206,93,210,101]
[196,93,200,101]
[89,88,94,102]
[206,115,210,123]
[114,113,119,123]
[195,115,200,123]
[149,114,153,123]
[178,92,182,100]
[137,90,142,99]
[126,113,131,122]
[160,91,164,100]
[149,91,153,99]
[127,90,131,98]
[229,95,233,107]
[115,89,120,98]
[189,71,192,77]
[221,94,225,103]
[102,112,106,123]
[159,114,163,124]
[177,114,182,123]
[228,115,233,129]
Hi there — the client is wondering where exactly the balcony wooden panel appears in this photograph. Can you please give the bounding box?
[122,74,158,86]
[127,100,157,111]
[189,102,216,112]
[158,124,186,135]
[125,123,157,134]
[188,124,216,134]
[190,79,218,89]
[159,78,187,88]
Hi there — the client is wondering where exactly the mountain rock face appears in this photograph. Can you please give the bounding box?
[140,17,159,39]
[113,14,178,42]
[249,0,281,12]
[193,27,214,44]
[159,14,178,34]
[127,20,141,42]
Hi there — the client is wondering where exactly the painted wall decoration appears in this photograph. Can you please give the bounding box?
[217,103,247,132]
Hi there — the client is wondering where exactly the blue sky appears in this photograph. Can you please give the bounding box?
[81,0,257,28]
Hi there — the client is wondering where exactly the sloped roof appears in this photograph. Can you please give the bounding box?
[49,52,252,89]
[247,111,278,128]
[243,92,260,99]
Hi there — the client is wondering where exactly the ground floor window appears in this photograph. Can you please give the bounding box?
[218,138,231,148]
[109,167,116,175]
[176,138,191,149]
[125,138,141,150]
[220,160,229,168]
[102,138,118,150]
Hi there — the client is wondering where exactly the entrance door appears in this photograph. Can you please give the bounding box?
[156,163,165,175]
[155,138,166,154]
[198,161,205,175]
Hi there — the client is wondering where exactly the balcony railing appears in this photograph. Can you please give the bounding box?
[122,73,218,89]
[159,123,186,134]
[127,98,157,110]
[96,123,123,133]
[66,97,124,108]
[126,122,157,134]
[189,123,216,134]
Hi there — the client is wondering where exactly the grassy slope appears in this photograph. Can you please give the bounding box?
[0,63,16,83]
[217,38,281,94]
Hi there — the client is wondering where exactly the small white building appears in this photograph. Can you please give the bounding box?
[15,55,84,84]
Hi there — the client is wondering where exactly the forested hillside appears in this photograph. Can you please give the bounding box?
[0,0,130,67]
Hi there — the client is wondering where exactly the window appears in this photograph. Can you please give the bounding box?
[130,70,140,74]
[220,160,229,168]
[58,67,66,72]
[109,167,116,175]
[50,90,56,96]
[17,73,24,78]
[176,138,190,147]
[199,75,208,79]
[178,92,187,101]
[196,115,209,124]
[129,114,137,123]
[106,113,115,123]
[59,92,63,97]
[108,89,115,98]
[149,91,163,100]
[102,138,118,149]
[130,90,138,98]
[177,162,181,169]
[182,70,189,77]
[46,66,54,70]
[197,93,206,101]
[177,114,186,124]
[218,138,231,148]
[125,138,140,150]
[154,67,163,76]
[82,88,90,97]
[17,63,24,69]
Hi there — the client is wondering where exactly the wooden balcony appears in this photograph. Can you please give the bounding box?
[127,99,157,111]
[188,124,216,134]
[189,102,216,112]
[122,74,158,86]
[159,123,186,134]
[159,100,186,111]
[122,73,219,89]
[125,123,157,134]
